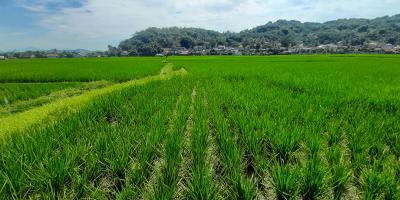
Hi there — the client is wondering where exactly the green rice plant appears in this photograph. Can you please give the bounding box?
[185,91,216,200]
[152,139,184,198]
[301,155,326,200]
[0,79,182,198]
[360,161,386,200]
[382,175,398,200]
[152,90,191,199]
[326,146,350,200]
[0,81,111,116]
[1,55,399,198]
[306,134,322,159]
[271,161,300,200]
[326,123,343,147]
[0,82,83,105]
[124,127,167,197]
[232,109,268,183]
[269,129,301,164]
[0,57,163,82]
[381,118,400,158]
[0,63,186,138]
[348,140,367,181]
[235,176,257,200]
[381,157,399,200]
[209,90,257,199]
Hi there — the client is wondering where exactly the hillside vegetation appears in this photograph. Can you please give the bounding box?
[118,15,400,55]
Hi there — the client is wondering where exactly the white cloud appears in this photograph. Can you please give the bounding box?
[15,0,78,12]
[7,0,400,50]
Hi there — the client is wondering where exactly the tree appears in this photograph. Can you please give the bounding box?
[107,45,120,56]
[116,14,400,55]
[180,37,194,49]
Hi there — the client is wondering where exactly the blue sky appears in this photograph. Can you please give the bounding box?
[1,0,400,51]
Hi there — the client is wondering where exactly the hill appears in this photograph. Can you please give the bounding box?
[117,15,400,55]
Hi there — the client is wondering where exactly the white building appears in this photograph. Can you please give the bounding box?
[0,56,5,60]
[381,44,395,51]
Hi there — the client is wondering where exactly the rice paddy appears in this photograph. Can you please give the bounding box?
[0,55,399,199]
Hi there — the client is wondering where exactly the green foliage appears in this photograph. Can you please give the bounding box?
[0,57,162,82]
[301,156,326,200]
[119,15,400,55]
[1,55,399,199]
[119,27,223,55]
[326,146,350,200]
[271,162,300,200]
[0,81,111,115]
[0,82,83,105]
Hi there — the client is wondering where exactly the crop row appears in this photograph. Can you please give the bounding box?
[0,57,162,82]
[0,82,84,106]
[0,78,190,198]
[0,81,111,115]
[0,55,399,199]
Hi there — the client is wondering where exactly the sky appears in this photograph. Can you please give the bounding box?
[1,0,399,51]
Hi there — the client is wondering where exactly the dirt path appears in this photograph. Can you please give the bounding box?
[0,63,187,139]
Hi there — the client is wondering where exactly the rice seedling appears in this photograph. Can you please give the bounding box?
[0,57,163,82]
[269,129,301,164]
[0,82,83,105]
[301,155,326,200]
[360,161,386,200]
[185,90,216,199]
[271,161,300,200]
[0,81,111,116]
[151,86,192,199]
[326,146,351,200]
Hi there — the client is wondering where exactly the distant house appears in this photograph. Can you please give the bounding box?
[368,42,379,48]
[20,53,35,59]
[171,47,189,55]
[395,46,400,53]
[78,52,89,57]
[0,56,5,60]
[217,45,226,50]
[318,44,338,49]
[46,53,59,58]
[179,49,190,55]
[381,44,395,52]
[232,49,242,56]
[193,46,206,51]
[120,51,129,56]
[162,48,171,55]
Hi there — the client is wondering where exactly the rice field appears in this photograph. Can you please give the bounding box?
[0,57,162,82]
[0,55,399,199]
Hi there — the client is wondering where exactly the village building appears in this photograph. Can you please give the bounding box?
[381,44,395,52]
[0,56,5,60]
[179,49,190,55]
[46,53,59,58]
[217,45,226,50]
[120,51,129,56]
[20,53,35,59]
[394,46,400,53]
[193,46,206,51]
[161,48,171,55]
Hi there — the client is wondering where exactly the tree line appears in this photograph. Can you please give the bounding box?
[113,14,400,56]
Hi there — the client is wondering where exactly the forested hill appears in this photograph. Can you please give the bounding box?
[117,15,400,55]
